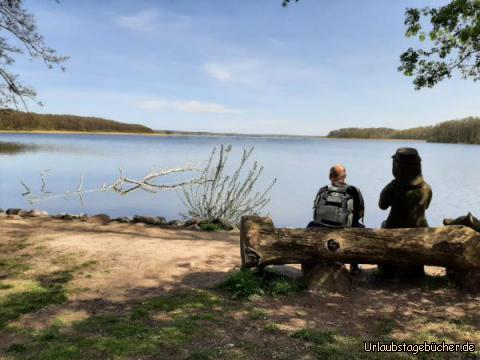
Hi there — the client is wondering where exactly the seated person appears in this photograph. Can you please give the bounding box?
[378,147,432,277]
[308,164,365,274]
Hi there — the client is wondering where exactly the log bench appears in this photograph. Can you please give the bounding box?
[240,216,480,293]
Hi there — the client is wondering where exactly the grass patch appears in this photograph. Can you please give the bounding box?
[291,329,410,360]
[2,289,225,360]
[199,223,223,232]
[248,308,267,320]
[0,268,74,329]
[0,258,30,276]
[218,268,306,298]
[291,328,336,345]
[373,318,397,340]
[264,323,280,332]
[186,348,225,359]
[0,284,67,329]
[139,289,222,313]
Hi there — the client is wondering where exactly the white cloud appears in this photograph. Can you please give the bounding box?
[116,10,157,32]
[203,61,261,85]
[115,9,191,32]
[203,59,332,93]
[135,99,238,114]
[203,63,232,82]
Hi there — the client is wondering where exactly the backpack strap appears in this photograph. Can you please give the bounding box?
[346,185,365,224]
[313,185,328,221]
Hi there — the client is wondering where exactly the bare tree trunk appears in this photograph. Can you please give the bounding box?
[240,216,480,270]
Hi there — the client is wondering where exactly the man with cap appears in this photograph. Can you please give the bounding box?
[378,147,432,276]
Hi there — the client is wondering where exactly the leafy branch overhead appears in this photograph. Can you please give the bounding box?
[281,0,299,7]
[283,0,480,90]
[399,0,480,89]
[0,0,68,108]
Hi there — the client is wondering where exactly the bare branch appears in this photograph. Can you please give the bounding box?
[21,164,208,204]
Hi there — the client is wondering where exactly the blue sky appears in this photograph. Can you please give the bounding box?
[14,0,479,135]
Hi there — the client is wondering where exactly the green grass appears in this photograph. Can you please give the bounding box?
[248,308,267,320]
[186,348,225,360]
[0,277,68,329]
[199,223,223,232]
[373,318,397,340]
[291,328,411,360]
[2,289,225,360]
[0,283,14,290]
[0,258,30,276]
[291,328,336,345]
[218,268,306,298]
[264,323,280,332]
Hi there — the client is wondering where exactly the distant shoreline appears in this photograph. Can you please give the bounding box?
[0,130,428,141]
[0,130,167,137]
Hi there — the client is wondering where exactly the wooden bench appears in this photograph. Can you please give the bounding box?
[240,216,480,293]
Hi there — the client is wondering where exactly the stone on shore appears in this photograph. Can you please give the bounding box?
[52,213,74,220]
[186,224,201,231]
[168,219,185,227]
[113,217,132,223]
[88,214,111,225]
[132,215,167,226]
[184,218,201,227]
[25,209,48,217]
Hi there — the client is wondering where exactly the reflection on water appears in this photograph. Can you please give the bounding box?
[0,141,39,155]
[1,133,480,228]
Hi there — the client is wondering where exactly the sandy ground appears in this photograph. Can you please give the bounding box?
[0,216,240,302]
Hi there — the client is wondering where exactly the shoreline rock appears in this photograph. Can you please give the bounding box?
[0,208,239,232]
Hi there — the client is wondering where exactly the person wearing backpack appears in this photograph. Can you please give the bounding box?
[307,164,365,274]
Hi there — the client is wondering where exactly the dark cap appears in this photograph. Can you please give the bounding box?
[392,147,422,163]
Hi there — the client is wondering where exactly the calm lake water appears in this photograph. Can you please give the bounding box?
[1,133,479,228]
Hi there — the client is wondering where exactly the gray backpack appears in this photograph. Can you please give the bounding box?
[313,185,354,227]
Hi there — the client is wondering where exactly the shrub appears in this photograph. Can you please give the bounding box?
[180,145,276,224]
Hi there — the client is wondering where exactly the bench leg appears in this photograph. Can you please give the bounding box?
[447,268,480,293]
[301,261,352,294]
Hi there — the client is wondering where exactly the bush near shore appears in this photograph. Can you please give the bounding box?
[327,116,480,144]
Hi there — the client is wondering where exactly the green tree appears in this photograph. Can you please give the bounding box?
[398,0,480,89]
[0,0,67,108]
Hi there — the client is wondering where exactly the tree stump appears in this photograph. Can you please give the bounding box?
[302,261,351,293]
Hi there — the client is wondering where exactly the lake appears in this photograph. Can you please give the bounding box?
[0,133,479,228]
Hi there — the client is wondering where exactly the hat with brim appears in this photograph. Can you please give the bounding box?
[392,147,422,163]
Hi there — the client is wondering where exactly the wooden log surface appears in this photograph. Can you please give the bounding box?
[240,216,480,270]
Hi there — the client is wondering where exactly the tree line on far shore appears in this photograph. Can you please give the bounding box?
[0,109,153,133]
[327,117,480,145]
